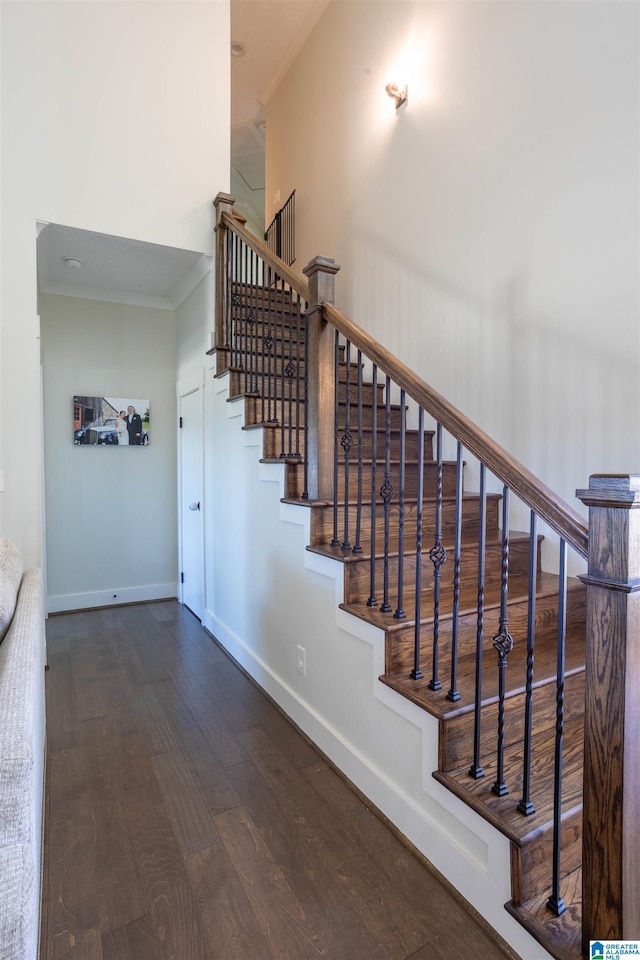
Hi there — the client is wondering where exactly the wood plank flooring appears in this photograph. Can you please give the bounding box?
[40,600,520,960]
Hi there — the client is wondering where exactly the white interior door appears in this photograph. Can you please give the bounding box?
[179,386,204,619]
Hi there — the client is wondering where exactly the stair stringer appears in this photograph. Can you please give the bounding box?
[205,368,554,960]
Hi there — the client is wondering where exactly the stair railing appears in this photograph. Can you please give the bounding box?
[265,189,296,266]
[213,194,309,465]
[213,193,639,948]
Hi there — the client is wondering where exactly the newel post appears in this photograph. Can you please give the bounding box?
[213,192,236,365]
[303,256,341,501]
[576,474,640,948]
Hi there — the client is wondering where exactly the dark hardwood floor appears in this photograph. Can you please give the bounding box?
[40,600,521,960]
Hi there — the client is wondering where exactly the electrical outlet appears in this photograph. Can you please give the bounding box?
[296,644,306,675]
[274,189,280,206]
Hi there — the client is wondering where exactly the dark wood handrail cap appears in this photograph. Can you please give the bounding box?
[577,474,640,508]
[303,256,341,278]
[213,192,236,208]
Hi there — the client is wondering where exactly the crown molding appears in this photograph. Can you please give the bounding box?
[39,281,176,311]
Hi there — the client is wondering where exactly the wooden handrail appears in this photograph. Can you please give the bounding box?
[322,301,589,559]
[217,205,587,559]
[221,211,310,304]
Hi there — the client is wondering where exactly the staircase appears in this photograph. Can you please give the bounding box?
[210,192,640,959]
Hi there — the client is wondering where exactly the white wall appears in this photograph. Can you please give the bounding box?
[177,271,215,385]
[40,294,178,612]
[0,0,230,567]
[265,0,640,517]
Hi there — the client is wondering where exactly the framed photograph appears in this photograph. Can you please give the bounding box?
[73,396,150,446]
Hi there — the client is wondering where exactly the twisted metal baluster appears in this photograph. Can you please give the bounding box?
[278,275,286,455]
[225,229,232,359]
[263,273,278,426]
[394,390,406,619]
[366,365,378,607]
[447,441,463,702]
[242,242,249,394]
[341,340,352,550]
[230,233,239,369]
[249,249,257,396]
[469,464,486,780]
[428,423,445,691]
[353,350,364,554]
[294,294,303,458]
[283,285,295,457]
[547,539,567,917]
[492,486,513,797]
[260,266,269,423]
[302,300,309,500]
[518,510,538,816]
[330,328,340,547]
[380,376,393,613]
[411,407,425,680]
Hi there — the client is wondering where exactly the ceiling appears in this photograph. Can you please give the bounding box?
[38,223,210,311]
[37,0,327,308]
[230,0,329,232]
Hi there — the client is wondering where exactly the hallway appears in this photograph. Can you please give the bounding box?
[41,601,519,959]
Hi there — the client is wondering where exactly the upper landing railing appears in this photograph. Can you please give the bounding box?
[212,192,640,950]
[265,189,296,266]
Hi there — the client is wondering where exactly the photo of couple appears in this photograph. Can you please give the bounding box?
[113,406,144,445]
[73,395,150,446]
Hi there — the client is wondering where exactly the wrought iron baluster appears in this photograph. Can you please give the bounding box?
[260,267,269,423]
[279,276,286,455]
[294,295,303,457]
[411,407,425,680]
[270,268,277,423]
[353,350,364,555]
[283,286,294,457]
[469,464,486,780]
[546,539,567,917]
[230,233,239,370]
[492,486,513,797]
[518,510,538,816]
[255,252,260,394]
[366,365,378,607]
[250,250,257,396]
[341,340,352,550]
[302,301,309,500]
[380,376,393,613]
[225,229,232,357]
[330,328,340,547]
[242,242,249,394]
[270,271,278,425]
[394,390,406,619]
[428,423,445,691]
[447,441,463,702]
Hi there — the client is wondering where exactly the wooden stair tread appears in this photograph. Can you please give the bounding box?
[340,571,583,632]
[242,419,435,436]
[282,491,503,509]
[432,714,584,844]
[505,867,583,960]
[380,632,585,723]
[307,528,533,564]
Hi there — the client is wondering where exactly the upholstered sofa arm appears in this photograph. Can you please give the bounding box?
[0,566,46,960]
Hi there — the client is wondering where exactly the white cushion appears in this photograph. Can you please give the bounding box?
[0,843,37,960]
[0,540,23,643]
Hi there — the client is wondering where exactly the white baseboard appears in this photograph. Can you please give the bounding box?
[47,582,177,614]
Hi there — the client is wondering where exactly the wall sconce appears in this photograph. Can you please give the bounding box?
[385,79,408,109]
